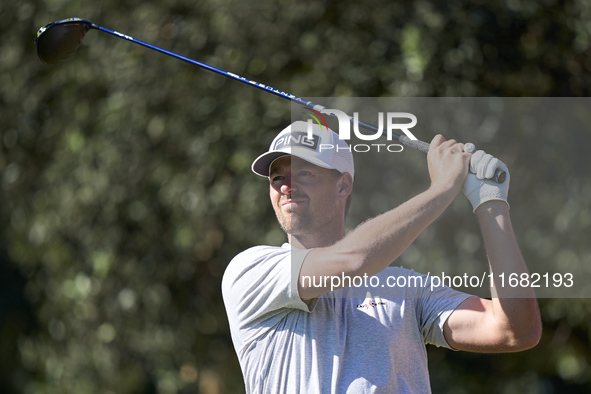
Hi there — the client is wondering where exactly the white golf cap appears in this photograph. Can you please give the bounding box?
[251,121,355,179]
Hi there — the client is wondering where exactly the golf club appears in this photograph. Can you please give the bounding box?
[35,17,506,183]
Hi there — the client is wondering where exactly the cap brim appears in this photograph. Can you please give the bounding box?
[251,151,290,177]
[251,149,338,177]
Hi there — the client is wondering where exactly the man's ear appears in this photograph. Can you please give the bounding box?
[337,173,353,201]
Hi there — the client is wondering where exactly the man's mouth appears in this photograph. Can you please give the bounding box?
[282,199,306,206]
[281,197,307,208]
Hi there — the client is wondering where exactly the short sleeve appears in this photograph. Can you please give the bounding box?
[414,273,472,349]
[222,245,313,329]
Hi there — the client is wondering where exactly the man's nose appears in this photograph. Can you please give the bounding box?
[280,175,296,194]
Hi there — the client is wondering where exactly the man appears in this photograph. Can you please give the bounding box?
[222,121,541,393]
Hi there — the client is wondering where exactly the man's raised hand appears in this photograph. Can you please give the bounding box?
[461,146,511,213]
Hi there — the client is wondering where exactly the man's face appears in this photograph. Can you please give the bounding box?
[269,156,344,237]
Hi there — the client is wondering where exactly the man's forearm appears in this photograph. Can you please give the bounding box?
[476,201,542,342]
[316,184,457,277]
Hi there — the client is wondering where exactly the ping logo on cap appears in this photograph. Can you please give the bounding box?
[273,132,320,151]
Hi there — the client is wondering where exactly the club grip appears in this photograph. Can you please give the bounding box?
[398,136,506,184]
[398,136,430,153]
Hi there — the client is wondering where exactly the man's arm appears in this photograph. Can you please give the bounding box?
[443,201,542,352]
[298,135,470,299]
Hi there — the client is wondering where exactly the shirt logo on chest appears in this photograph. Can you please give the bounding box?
[356,299,386,310]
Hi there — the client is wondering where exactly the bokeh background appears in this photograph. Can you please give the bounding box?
[1,0,591,393]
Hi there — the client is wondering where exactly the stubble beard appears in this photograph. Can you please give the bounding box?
[278,208,314,236]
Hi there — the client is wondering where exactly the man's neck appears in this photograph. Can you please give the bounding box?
[287,226,346,249]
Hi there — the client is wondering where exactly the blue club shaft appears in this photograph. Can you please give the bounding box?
[93,23,505,183]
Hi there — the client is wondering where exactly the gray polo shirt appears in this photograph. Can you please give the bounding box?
[222,243,470,393]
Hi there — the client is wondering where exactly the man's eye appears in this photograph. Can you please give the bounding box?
[298,171,311,176]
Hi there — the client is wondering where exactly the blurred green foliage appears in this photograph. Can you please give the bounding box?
[1,0,591,393]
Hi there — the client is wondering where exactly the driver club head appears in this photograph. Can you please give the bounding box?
[36,18,94,64]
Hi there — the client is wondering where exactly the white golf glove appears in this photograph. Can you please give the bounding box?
[461,144,510,212]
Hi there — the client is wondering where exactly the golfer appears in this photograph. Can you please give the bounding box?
[222,121,541,393]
